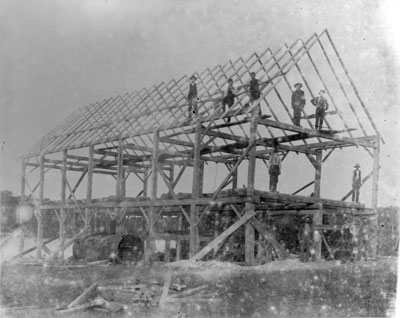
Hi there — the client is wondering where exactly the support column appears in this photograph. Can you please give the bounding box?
[314,150,322,197]
[86,145,94,234]
[115,139,125,234]
[18,160,26,256]
[59,150,67,259]
[148,131,159,260]
[371,136,380,258]
[245,108,258,265]
[232,161,238,189]
[143,169,149,197]
[313,204,323,261]
[176,214,182,261]
[36,154,45,259]
[190,122,202,257]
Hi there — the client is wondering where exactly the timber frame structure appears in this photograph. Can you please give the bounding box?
[19,30,382,264]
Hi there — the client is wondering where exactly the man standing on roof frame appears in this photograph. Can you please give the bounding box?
[291,82,306,126]
[187,75,198,119]
[311,89,329,130]
[247,72,262,116]
[222,78,239,123]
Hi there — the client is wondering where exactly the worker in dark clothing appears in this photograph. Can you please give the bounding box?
[268,146,281,192]
[291,83,306,126]
[299,216,313,262]
[352,164,362,203]
[357,217,371,261]
[249,72,261,102]
[187,75,198,118]
[341,216,356,262]
[222,79,238,123]
[311,90,329,130]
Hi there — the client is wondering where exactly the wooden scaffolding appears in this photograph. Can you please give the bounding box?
[19,29,382,264]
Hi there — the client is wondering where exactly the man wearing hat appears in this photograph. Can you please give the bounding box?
[311,89,329,130]
[267,144,282,192]
[187,75,198,118]
[352,164,362,203]
[299,216,313,262]
[291,82,306,126]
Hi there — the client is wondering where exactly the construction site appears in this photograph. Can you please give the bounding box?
[1,29,397,318]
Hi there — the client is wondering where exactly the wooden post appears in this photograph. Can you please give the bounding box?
[19,160,26,256]
[143,169,149,197]
[36,154,45,259]
[245,107,258,265]
[371,135,380,258]
[116,139,125,198]
[59,150,67,258]
[176,214,182,261]
[190,122,202,257]
[314,150,322,197]
[313,204,323,262]
[148,130,159,260]
[86,145,94,234]
[232,162,238,189]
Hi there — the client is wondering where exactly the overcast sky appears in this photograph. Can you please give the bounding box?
[1,0,399,207]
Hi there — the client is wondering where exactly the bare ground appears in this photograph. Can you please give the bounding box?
[0,257,397,318]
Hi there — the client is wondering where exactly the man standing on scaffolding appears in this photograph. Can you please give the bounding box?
[291,83,306,126]
[311,89,329,130]
[222,78,238,123]
[187,75,198,119]
[247,72,262,116]
[352,164,362,203]
[268,145,281,192]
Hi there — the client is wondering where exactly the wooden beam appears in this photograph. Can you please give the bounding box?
[59,150,67,258]
[371,135,380,258]
[314,150,322,197]
[190,122,202,256]
[245,108,258,265]
[36,154,45,259]
[258,118,376,148]
[86,145,94,234]
[190,209,256,261]
[148,130,159,260]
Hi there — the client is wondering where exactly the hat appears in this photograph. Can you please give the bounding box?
[190,75,197,80]
[302,216,312,223]
[354,163,360,168]
[294,83,302,88]
[319,89,326,94]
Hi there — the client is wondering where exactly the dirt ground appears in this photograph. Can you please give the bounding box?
[0,257,397,318]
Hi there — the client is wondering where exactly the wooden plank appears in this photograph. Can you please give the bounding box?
[67,282,98,308]
[190,209,256,261]
[159,269,173,307]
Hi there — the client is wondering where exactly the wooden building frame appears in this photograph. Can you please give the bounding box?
[19,30,382,264]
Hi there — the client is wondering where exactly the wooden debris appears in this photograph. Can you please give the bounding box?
[67,282,98,308]
[169,284,209,299]
[159,269,173,307]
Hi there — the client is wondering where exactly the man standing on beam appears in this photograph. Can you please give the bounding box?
[291,82,306,126]
[268,144,282,192]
